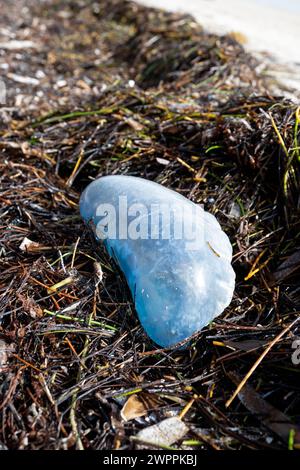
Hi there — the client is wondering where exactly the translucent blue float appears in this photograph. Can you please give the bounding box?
[80,175,235,348]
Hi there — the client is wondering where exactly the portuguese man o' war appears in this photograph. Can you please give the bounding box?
[80,175,235,348]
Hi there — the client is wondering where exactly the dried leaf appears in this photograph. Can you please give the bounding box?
[228,31,248,45]
[272,250,300,284]
[121,392,161,421]
[225,339,268,352]
[229,372,300,446]
[121,394,148,421]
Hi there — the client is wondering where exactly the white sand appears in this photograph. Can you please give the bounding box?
[137,0,300,93]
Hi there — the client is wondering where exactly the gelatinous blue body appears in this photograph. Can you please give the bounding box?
[80,175,235,348]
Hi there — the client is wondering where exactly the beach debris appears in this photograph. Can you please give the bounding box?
[19,237,42,253]
[7,73,39,86]
[0,339,14,372]
[133,416,188,449]
[80,175,235,348]
[0,40,37,50]
[228,202,241,219]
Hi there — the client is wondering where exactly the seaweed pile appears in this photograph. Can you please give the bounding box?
[0,0,299,450]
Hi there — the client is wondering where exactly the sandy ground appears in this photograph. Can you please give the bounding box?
[137,0,300,93]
